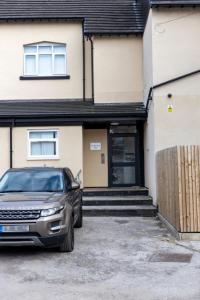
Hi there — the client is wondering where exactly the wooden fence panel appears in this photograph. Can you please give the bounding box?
[156,146,200,233]
[156,146,180,231]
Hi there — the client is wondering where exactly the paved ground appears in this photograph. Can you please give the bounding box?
[0,217,200,300]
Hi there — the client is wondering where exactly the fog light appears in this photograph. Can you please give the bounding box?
[51,221,61,232]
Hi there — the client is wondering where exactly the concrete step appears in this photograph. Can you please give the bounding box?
[83,187,149,197]
[83,195,153,206]
[83,205,157,217]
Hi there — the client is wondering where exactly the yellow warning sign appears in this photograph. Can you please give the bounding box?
[168,105,173,113]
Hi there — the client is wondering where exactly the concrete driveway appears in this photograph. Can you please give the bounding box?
[0,217,200,300]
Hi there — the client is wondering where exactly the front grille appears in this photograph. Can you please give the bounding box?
[0,210,41,220]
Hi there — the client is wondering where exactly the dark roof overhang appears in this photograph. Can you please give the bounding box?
[0,17,143,36]
[0,100,147,127]
[151,0,200,7]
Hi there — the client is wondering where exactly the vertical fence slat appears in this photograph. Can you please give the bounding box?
[188,146,194,231]
[177,146,183,231]
[185,146,190,231]
[180,146,186,232]
[192,146,197,232]
[197,146,200,231]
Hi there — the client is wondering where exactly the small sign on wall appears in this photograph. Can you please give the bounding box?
[90,143,101,151]
[168,104,173,113]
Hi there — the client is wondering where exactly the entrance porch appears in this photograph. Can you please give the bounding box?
[83,124,144,188]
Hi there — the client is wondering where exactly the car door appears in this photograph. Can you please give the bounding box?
[63,170,73,206]
[64,169,80,216]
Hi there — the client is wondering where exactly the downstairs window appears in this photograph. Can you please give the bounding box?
[28,130,59,160]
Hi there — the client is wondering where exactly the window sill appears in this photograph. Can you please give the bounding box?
[20,75,70,80]
[27,156,59,161]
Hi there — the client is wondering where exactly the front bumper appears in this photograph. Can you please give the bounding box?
[0,233,66,247]
[0,209,71,248]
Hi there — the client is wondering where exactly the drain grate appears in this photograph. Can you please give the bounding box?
[149,252,192,263]
[115,220,129,225]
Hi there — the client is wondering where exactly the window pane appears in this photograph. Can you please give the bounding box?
[38,46,52,54]
[110,126,137,134]
[31,141,56,156]
[54,55,66,75]
[112,166,136,185]
[112,137,136,163]
[24,46,37,54]
[54,45,66,53]
[25,55,36,75]
[29,131,57,139]
[38,54,52,75]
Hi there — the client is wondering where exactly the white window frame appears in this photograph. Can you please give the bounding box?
[27,129,59,160]
[24,42,67,77]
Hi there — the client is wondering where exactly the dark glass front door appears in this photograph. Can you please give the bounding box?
[109,126,138,186]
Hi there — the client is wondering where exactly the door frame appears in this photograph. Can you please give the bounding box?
[108,123,144,187]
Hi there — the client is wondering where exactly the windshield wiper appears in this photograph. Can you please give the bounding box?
[42,190,63,193]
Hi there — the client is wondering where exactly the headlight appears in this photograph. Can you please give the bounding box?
[41,206,64,217]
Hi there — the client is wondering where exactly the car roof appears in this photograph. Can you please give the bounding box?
[7,167,66,172]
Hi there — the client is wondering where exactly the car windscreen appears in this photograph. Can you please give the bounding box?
[0,170,64,193]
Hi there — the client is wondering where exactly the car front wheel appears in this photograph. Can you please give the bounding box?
[59,216,74,253]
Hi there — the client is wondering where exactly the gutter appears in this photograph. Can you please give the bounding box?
[151,4,199,7]
[9,120,15,168]
[82,21,86,101]
[88,36,94,102]
[146,69,200,113]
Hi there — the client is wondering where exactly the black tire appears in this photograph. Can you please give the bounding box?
[59,216,74,253]
[74,201,83,228]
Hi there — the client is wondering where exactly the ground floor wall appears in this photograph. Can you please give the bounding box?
[0,124,144,189]
[144,84,200,203]
[154,95,200,149]
[0,126,83,184]
[0,128,10,176]
[144,102,157,204]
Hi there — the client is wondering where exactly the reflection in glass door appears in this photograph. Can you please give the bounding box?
[109,126,137,186]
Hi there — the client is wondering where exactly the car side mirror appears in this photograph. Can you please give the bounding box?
[70,181,80,190]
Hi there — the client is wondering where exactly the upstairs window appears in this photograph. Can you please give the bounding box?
[24,43,67,77]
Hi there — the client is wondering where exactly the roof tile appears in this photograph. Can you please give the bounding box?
[0,0,146,34]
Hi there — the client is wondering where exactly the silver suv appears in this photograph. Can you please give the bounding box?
[0,167,82,252]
